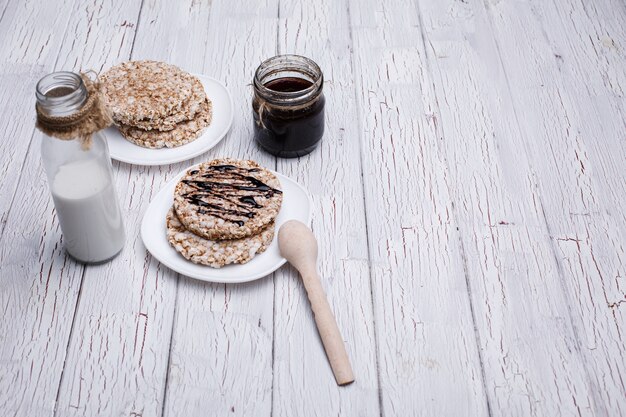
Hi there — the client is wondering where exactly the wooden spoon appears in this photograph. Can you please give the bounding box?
[278,220,355,386]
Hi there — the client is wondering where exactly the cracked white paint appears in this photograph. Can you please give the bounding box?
[0,0,623,416]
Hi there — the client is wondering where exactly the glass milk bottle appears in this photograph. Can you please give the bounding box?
[36,71,125,263]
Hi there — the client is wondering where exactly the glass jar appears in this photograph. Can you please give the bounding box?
[252,55,325,158]
[36,72,125,263]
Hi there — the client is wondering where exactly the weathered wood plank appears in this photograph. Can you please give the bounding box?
[347,0,489,415]
[483,0,625,414]
[527,1,625,412]
[272,0,379,415]
[417,1,603,415]
[0,0,78,233]
[0,1,73,235]
[159,1,279,416]
[0,0,11,26]
[539,3,626,412]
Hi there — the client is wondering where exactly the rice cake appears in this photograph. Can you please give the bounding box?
[128,77,207,132]
[173,159,283,240]
[101,60,195,125]
[166,207,274,268]
[118,99,212,149]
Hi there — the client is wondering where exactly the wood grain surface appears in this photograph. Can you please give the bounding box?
[0,0,624,416]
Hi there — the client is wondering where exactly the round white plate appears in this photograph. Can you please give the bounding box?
[141,164,312,283]
[104,75,233,166]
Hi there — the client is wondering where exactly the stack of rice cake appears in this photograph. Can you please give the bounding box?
[101,61,212,148]
[167,159,283,268]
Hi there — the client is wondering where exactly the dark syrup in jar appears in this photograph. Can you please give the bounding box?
[253,77,325,158]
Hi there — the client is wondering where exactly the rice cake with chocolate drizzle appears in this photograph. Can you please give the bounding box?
[166,207,274,268]
[101,60,195,126]
[173,159,283,240]
[128,77,208,132]
[118,99,212,149]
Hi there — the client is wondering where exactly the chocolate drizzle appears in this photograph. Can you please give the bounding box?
[181,164,282,226]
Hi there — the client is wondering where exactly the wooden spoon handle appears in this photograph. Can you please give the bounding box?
[301,272,355,386]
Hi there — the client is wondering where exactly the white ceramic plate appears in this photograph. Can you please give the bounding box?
[141,164,312,283]
[105,75,233,166]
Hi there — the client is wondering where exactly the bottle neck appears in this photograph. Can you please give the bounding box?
[36,72,88,117]
[253,54,323,107]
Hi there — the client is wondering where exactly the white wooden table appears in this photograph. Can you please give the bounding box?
[1,0,625,415]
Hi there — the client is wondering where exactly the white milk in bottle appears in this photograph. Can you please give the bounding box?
[51,158,125,262]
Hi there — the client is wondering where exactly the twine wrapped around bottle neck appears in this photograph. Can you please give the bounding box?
[35,72,112,150]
